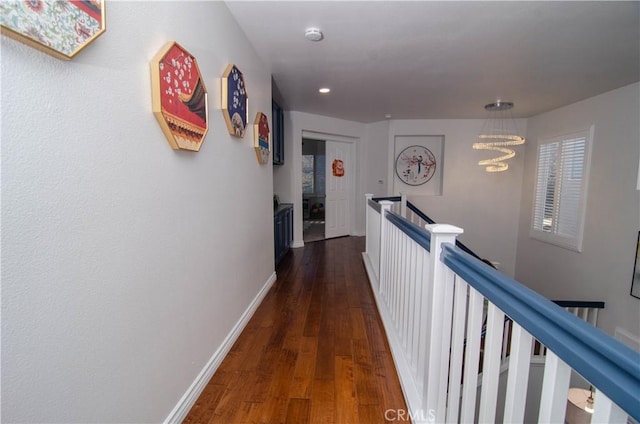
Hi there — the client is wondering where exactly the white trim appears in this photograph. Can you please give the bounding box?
[530,125,594,252]
[163,272,277,423]
[362,253,423,422]
[362,252,379,288]
[291,240,305,248]
[302,130,358,144]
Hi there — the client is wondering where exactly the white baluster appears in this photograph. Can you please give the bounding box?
[580,307,588,322]
[478,304,505,423]
[416,248,430,398]
[460,286,484,423]
[413,248,428,381]
[378,200,392,293]
[538,351,571,423]
[592,390,628,423]
[400,192,408,218]
[503,323,533,423]
[365,193,373,256]
[422,224,464,423]
[406,241,417,363]
[445,276,468,423]
[592,308,599,327]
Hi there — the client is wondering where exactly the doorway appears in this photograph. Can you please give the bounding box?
[302,138,326,242]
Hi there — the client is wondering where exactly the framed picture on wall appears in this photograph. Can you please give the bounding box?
[631,231,640,299]
[221,64,248,138]
[150,41,208,151]
[0,0,106,60]
[253,112,270,164]
[393,135,444,196]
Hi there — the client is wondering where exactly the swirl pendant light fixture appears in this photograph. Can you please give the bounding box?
[472,101,525,172]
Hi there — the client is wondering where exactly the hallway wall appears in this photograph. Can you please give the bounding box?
[515,82,640,339]
[1,2,273,422]
[274,111,366,245]
[385,119,527,277]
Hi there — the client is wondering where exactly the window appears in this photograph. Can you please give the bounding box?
[531,126,593,252]
[302,155,315,194]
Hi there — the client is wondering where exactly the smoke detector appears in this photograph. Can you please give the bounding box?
[304,28,324,42]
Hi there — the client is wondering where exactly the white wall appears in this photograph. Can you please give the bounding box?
[387,119,527,276]
[515,82,640,338]
[363,120,390,197]
[1,2,273,422]
[274,111,367,245]
[274,115,526,274]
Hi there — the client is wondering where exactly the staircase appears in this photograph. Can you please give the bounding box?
[362,194,640,423]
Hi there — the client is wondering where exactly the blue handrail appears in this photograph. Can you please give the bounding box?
[441,243,640,421]
[405,201,492,266]
[385,210,431,252]
[370,197,491,266]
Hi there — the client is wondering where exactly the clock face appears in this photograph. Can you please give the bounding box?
[395,145,437,186]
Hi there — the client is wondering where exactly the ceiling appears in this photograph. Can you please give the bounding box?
[225,1,639,123]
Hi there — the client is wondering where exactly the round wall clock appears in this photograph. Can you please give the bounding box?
[221,64,248,138]
[395,145,437,186]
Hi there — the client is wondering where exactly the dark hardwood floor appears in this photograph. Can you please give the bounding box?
[183,236,409,423]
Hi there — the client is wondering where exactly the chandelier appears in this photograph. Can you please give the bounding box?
[472,101,525,172]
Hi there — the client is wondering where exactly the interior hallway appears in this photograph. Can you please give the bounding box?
[184,237,408,423]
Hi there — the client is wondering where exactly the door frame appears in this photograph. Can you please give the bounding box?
[300,130,358,245]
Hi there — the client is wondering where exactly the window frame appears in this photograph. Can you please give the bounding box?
[530,126,594,252]
[302,154,315,195]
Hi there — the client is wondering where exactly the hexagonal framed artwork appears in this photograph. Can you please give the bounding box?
[253,112,270,164]
[221,64,248,138]
[150,41,208,151]
[0,0,106,60]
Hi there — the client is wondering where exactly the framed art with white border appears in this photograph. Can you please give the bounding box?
[393,135,444,195]
[253,112,270,164]
[150,41,208,151]
[221,64,248,138]
[0,0,106,60]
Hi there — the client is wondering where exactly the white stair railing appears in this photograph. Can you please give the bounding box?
[362,194,640,424]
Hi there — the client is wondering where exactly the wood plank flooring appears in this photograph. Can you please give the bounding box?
[184,236,409,423]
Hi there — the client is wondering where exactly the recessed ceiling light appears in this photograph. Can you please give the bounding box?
[385,114,392,119]
[319,88,330,94]
[305,28,324,42]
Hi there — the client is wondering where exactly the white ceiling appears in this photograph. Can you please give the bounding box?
[225,1,640,123]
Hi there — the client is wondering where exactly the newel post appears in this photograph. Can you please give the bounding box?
[422,223,463,422]
[400,192,408,218]
[365,193,373,256]
[378,200,394,295]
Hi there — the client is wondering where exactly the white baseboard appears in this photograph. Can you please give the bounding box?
[164,272,277,423]
[291,240,304,248]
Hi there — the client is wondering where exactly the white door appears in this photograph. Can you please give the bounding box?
[325,140,351,239]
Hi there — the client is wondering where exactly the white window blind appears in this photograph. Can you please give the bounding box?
[531,127,593,251]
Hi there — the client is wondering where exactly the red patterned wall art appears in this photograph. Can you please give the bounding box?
[150,41,208,151]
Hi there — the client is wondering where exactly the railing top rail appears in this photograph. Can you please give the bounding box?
[372,196,402,202]
[441,243,640,421]
[552,300,605,309]
[406,201,436,225]
[405,201,491,267]
[385,210,431,252]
